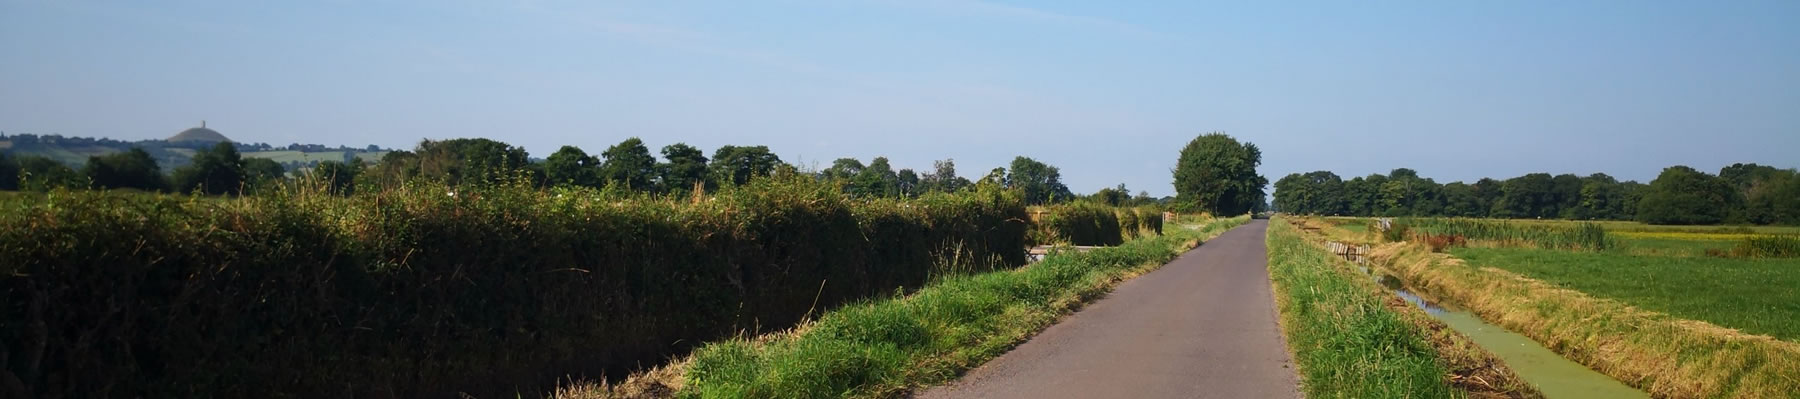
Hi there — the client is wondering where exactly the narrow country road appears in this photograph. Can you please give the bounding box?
[918,220,1299,399]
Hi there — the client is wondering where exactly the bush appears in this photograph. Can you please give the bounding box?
[0,176,1028,398]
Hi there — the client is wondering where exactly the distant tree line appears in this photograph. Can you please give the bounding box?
[1271,163,1800,225]
[5,136,1182,208]
[1,143,284,194]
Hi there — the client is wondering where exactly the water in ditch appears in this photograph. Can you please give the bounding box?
[1373,274,1648,398]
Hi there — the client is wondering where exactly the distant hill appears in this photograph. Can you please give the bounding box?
[167,122,232,143]
[0,123,393,172]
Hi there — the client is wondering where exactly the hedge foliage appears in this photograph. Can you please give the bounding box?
[0,175,1028,398]
[1034,202,1163,246]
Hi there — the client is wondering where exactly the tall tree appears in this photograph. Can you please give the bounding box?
[821,158,865,181]
[83,147,164,191]
[851,157,900,197]
[544,145,601,188]
[311,159,361,196]
[414,138,531,186]
[598,138,657,191]
[1492,173,1556,218]
[1637,166,1734,225]
[0,153,17,190]
[1006,156,1070,205]
[242,158,286,189]
[173,142,247,195]
[922,158,970,193]
[709,145,782,186]
[658,143,710,195]
[1173,133,1266,215]
[897,169,920,198]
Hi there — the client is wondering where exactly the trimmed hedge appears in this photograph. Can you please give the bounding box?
[1035,202,1162,246]
[0,176,1028,398]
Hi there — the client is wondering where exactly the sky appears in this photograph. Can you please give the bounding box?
[2,0,1796,197]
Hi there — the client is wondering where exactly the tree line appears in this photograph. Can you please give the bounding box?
[1,136,1154,207]
[1271,163,1800,225]
[4,132,1279,215]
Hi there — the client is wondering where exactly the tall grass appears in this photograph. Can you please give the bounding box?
[0,175,1028,398]
[1730,235,1800,258]
[672,217,1249,398]
[1266,218,1467,398]
[1402,218,1614,251]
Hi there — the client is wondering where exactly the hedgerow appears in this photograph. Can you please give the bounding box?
[0,175,1027,398]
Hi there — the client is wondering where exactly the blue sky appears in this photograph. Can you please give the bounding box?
[3,0,1795,196]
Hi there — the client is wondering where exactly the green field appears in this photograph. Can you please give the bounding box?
[241,150,389,164]
[1453,247,1800,341]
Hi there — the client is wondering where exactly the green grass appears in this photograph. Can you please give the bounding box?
[1452,247,1800,341]
[677,217,1249,398]
[1266,218,1464,398]
[1613,236,1733,257]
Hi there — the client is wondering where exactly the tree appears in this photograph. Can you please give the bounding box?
[312,159,362,195]
[1440,182,1483,217]
[921,158,970,193]
[1173,133,1266,215]
[599,138,657,191]
[1636,166,1733,225]
[979,167,1007,187]
[1492,173,1556,219]
[1273,171,1346,215]
[544,145,601,188]
[0,153,17,190]
[1006,156,1071,205]
[242,158,286,189]
[897,169,920,198]
[14,155,81,191]
[414,138,531,186]
[1094,183,1130,206]
[821,158,865,181]
[83,147,164,191]
[173,142,247,195]
[851,157,900,197]
[658,143,710,195]
[710,145,782,186]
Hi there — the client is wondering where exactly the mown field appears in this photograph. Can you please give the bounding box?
[1321,216,1800,342]
[1453,247,1800,341]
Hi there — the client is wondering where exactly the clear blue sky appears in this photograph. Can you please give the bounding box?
[3,0,1796,196]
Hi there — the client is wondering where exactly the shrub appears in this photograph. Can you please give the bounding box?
[0,176,1028,398]
[1381,221,1412,243]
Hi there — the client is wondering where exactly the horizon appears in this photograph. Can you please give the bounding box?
[4,1,1796,195]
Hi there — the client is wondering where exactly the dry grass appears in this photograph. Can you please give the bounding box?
[1369,242,1800,398]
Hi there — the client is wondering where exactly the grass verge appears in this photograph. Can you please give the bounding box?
[1268,217,1540,398]
[1373,241,1800,398]
[557,216,1250,398]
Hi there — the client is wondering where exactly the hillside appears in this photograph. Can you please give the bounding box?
[0,130,391,172]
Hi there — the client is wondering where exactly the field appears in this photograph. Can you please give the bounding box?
[1453,248,1800,341]
[242,150,389,164]
[1297,215,1800,397]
